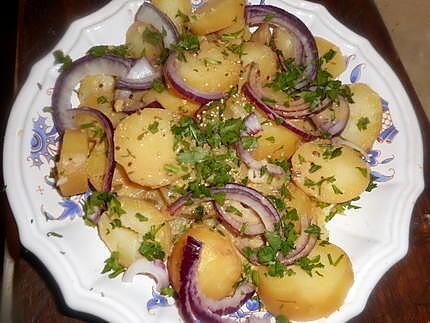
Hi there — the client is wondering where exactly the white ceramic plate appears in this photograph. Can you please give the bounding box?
[3,0,424,322]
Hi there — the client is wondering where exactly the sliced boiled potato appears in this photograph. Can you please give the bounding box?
[56,129,89,196]
[114,108,180,188]
[224,94,301,161]
[315,37,346,78]
[258,243,354,321]
[168,224,242,299]
[291,140,370,204]
[98,212,142,267]
[141,88,200,115]
[126,21,164,63]
[117,196,172,254]
[217,14,251,41]
[152,0,192,32]
[87,141,107,191]
[273,27,296,60]
[340,83,383,151]
[251,119,301,161]
[112,166,165,209]
[79,75,115,104]
[78,75,127,129]
[178,40,241,94]
[189,0,245,35]
[242,41,278,82]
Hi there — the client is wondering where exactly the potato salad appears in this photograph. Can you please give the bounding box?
[51,0,383,321]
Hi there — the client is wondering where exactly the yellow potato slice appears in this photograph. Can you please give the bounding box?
[178,40,241,94]
[56,129,89,197]
[291,140,370,204]
[126,21,164,62]
[316,37,346,78]
[340,83,383,152]
[98,212,142,267]
[117,196,172,254]
[242,41,278,82]
[87,141,108,191]
[258,243,354,321]
[78,75,127,128]
[152,0,192,32]
[114,108,180,188]
[141,88,200,115]
[273,27,296,60]
[189,0,245,35]
[168,224,242,299]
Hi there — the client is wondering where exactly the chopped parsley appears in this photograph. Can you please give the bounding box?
[241,135,260,150]
[332,184,344,195]
[83,192,125,220]
[152,79,165,93]
[327,253,345,266]
[135,213,148,222]
[203,57,222,66]
[97,95,109,104]
[53,50,72,70]
[276,315,292,323]
[366,175,378,192]
[173,32,200,61]
[47,231,63,238]
[142,27,166,46]
[139,224,166,261]
[160,287,176,297]
[325,198,361,222]
[263,14,274,22]
[88,44,129,58]
[148,121,160,134]
[102,252,125,278]
[296,255,324,276]
[321,145,343,160]
[175,10,190,23]
[304,224,321,238]
[265,136,275,143]
[225,205,243,217]
[309,162,322,173]
[356,116,370,131]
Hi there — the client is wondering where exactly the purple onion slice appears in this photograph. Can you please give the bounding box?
[245,4,318,80]
[243,63,320,141]
[311,97,350,136]
[179,236,253,322]
[116,57,162,90]
[135,2,179,48]
[52,54,130,133]
[122,259,169,292]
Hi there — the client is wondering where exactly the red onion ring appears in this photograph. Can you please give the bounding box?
[116,57,162,90]
[235,142,285,176]
[122,259,169,292]
[179,236,253,322]
[311,97,350,136]
[135,2,179,48]
[243,63,320,141]
[52,54,130,133]
[237,112,285,176]
[164,51,226,104]
[71,107,115,193]
[213,202,265,236]
[245,5,318,80]
[279,233,317,265]
[242,112,262,136]
[168,184,280,233]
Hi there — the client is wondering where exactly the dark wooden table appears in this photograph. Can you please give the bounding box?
[1,0,429,322]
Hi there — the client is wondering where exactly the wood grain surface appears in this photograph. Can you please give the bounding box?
[2,1,429,322]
